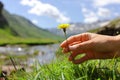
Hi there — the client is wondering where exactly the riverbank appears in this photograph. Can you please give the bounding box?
[0,37,62,46]
[0,44,60,77]
[2,55,120,80]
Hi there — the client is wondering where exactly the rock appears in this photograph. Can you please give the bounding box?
[0,1,8,28]
[97,26,120,36]
[1,65,24,75]
[97,19,120,36]
[0,77,5,80]
[0,1,3,14]
[0,55,7,60]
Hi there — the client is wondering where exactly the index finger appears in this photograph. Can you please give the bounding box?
[60,34,82,48]
[60,33,90,48]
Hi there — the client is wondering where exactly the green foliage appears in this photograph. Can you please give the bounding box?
[33,50,39,56]
[7,55,120,80]
[1,48,120,80]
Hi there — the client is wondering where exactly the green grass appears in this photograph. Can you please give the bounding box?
[0,28,62,45]
[4,50,120,80]
[0,37,59,45]
[0,26,63,45]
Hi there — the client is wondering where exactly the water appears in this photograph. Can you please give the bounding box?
[0,44,60,65]
[27,44,59,65]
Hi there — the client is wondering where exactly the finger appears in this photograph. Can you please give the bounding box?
[63,41,80,52]
[60,36,79,48]
[62,48,69,53]
[69,41,81,46]
[81,33,90,42]
[62,42,82,54]
[60,33,87,48]
[69,41,92,52]
[62,41,82,53]
[69,51,85,61]
[72,55,89,64]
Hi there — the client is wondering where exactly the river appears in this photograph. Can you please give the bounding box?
[0,44,60,65]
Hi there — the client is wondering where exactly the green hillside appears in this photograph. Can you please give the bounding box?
[0,2,62,45]
[2,10,61,39]
[89,18,120,36]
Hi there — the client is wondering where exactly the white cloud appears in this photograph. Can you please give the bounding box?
[20,0,38,6]
[81,7,88,13]
[32,19,38,24]
[84,17,98,23]
[114,12,120,17]
[82,7,98,23]
[97,7,111,17]
[82,7,112,23]
[20,0,70,23]
[84,12,98,23]
[93,0,120,7]
[81,2,118,23]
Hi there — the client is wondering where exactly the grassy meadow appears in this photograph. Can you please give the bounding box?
[0,27,62,45]
[0,26,62,45]
[0,37,59,46]
[1,49,119,80]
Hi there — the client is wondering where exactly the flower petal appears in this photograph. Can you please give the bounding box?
[57,24,70,29]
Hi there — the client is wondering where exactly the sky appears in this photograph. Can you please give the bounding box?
[0,0,120,29]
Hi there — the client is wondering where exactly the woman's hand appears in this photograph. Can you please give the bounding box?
[60,32,120,64]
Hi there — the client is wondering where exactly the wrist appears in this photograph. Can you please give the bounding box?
[113,35,120,50]
[112,35,120,57]
[114,35,120,41]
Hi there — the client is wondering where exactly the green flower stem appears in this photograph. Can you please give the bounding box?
[62,29,73,61]
[63,29,70,51]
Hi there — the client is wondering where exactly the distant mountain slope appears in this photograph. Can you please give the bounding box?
[0,2,61,40]
[48,20,109,36]
[48,18,120,37]
[89,18,120,36]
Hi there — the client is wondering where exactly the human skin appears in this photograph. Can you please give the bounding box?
[60,32,120,64]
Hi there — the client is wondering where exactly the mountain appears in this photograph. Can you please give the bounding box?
[90,18,120,36]
[48,20,110,37]
[48,18,120,37]
[0,2,61,41]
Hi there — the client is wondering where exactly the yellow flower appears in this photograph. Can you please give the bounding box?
[57,24,70,29]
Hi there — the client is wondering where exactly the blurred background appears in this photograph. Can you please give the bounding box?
[0,0,120,79]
